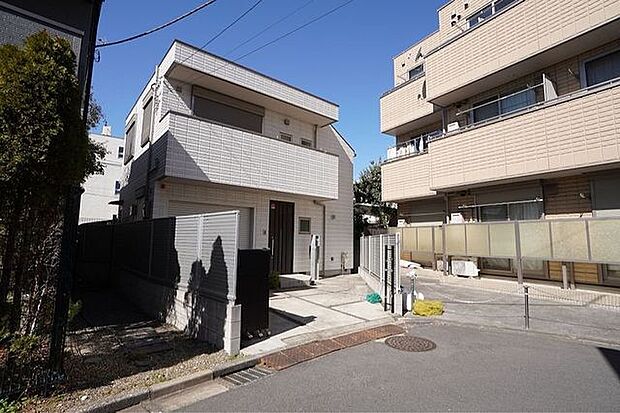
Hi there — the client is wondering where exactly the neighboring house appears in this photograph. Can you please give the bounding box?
[379,0,620,287]
[79,126,124,223]
[120,40,355,276]
[0,0,103,117]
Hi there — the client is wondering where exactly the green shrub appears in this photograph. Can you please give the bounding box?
[413,300,444,316]
[68,299,82,322]
[0,398,22,413]
[268,272,280,290]
[9,335,41,365]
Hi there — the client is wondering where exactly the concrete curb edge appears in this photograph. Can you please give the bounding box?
[75,356,262,413]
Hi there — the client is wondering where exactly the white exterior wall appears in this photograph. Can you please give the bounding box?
[79,133,123,223]
[120,42,354,273]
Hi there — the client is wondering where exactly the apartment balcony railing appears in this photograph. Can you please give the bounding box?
[424,0,620,105]
[161,111,339,200]
[381,79,620,201]
[385,130,442,161]
[380,75,436,134]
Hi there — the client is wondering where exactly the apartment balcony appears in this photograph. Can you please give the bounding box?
[160,41,338,126]
[161,111,339,200]
[382,81,620,201]
[425,0,620,106]
[380,75,438,135]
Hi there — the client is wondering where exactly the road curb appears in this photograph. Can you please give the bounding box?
[75,356,261,413]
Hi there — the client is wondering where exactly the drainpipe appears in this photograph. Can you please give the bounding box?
[314,200,327,276]
[144,64,159,219]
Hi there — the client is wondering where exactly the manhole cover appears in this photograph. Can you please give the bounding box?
[385,335,436,352]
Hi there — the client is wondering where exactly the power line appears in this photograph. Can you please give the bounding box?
[96,0,218,48]
[234,0,355,62]
[179,0,264,65]
[224,0,315,58]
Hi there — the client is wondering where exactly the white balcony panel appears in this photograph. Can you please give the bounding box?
[163,42,339,122]
[164,113,338,200]
[381,153,435,202]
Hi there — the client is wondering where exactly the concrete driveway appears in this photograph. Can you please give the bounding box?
[241,274,394,356]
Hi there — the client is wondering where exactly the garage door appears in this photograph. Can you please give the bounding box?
[168,201,254,249]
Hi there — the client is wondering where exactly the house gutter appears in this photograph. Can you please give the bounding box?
[314,200,327,276]
[144,64,159,219]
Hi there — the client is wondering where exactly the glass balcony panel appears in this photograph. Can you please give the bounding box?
[519,221,551,259]
[465,224,490,257]
[418,227,433,252]
[446,225,466,255]
[488,222,516,257]
[589,219,620,263]
[550,220,588,261]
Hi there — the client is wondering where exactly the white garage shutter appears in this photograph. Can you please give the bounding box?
[168,201,254,249]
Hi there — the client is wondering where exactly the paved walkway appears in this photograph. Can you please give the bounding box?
[411,272,620,345]
[241,274,395,356]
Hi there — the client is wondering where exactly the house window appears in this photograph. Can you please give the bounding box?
[193,88,264,134]
[408,64,424,80]
[301,138,313,148]
[472,86,537,123]
[124,121,136,165]
[584,49,620,87]
[117,146,124,159]
[467,0,517,28]
[114,181,121,195]
[141,96,153,146]
[299,217,311,234]
[280,132,292,142]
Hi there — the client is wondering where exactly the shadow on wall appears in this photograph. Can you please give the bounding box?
[184,236,228,348]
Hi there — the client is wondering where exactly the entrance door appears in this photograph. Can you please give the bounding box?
[269,201,294,274]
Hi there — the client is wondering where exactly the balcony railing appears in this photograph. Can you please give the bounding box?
[162,111,339,199]
[386,130,442,161]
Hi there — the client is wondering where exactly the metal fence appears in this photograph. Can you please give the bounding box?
[359,233,401,313]
[389,217,620,285]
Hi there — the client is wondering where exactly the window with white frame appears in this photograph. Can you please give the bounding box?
[584,49,620,87]
[114,181,121,195]
[117,146,124,159]
[467,0,518,28]
[279,132,292,142]
[141,96,153,146]
[301,138,313,148]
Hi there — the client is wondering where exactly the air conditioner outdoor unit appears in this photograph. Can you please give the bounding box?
[451,259,479,277]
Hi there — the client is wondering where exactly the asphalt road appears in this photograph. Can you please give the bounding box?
[178,323,620,412]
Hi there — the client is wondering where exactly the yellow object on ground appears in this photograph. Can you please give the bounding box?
[413,300,444,316]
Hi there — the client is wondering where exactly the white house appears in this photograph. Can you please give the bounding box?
[119,40,355,276]
[79,126,123,223]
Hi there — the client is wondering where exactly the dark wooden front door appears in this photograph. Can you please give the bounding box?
[269,200,294,274]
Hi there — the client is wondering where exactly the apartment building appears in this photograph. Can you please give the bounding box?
[79,126,124,223]
[120,40,355,276]
[380,0,620,286]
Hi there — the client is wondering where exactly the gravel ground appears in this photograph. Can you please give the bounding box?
[22,322,233,412]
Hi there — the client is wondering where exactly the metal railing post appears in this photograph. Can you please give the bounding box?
[514,221,523,285]
[390,245,395,314]
[442,225,448,276]
[561,263,569,290]
[383,244,388,312]
[524,285,530,330]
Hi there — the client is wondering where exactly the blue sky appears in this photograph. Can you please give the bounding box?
[92,0,445,177]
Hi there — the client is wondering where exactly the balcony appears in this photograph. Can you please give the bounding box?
[162,111,339,200]
[382,81,620,201]
[382,152,435,202]
[425,0,620,105]
[380,75,438,135]
[160,41,338,126]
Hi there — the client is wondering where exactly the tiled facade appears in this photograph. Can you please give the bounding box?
[379,0,620,286]
[120,41,354,274]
